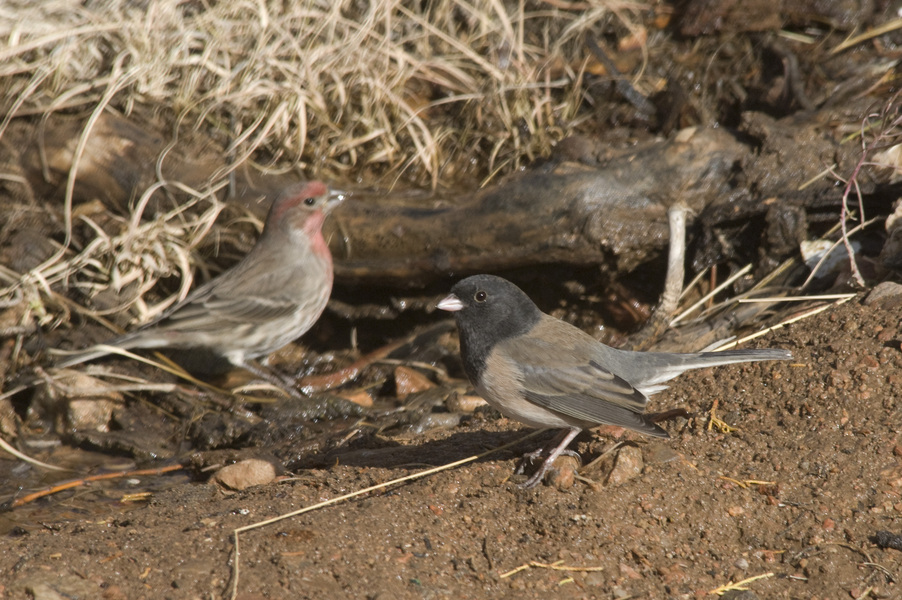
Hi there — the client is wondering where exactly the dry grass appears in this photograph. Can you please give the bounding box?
[0,0,641,189]
[60,187,229,323]
[0,0,646,333]
[0,186,229,345]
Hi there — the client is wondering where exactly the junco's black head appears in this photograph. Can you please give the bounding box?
[437,274,542,378]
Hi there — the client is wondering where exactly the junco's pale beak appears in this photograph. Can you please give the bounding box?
[436,294,463,312]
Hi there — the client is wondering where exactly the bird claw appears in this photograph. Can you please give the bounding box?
[514,447,545,475]
[515,449,582,487]
[512,429,584,488]
[518,465,550,489]
[239,359,309,400]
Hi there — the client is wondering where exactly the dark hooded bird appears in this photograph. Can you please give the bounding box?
[438,274,791,488]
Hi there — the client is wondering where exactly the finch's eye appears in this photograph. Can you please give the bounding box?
[474,290,487,303]
[303,197,316,206]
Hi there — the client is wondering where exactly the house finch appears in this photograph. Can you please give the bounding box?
[56,181,343,394]
[437,274,792,488]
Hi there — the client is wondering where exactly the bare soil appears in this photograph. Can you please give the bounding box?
[2,0,902,598]
[2,297,902,600]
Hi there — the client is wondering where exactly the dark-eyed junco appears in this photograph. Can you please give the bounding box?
[437,274,791,488]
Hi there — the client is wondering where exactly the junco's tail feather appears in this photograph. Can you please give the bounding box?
[626,348,793,395]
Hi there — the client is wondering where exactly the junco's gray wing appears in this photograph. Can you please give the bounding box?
[495,321,667,436]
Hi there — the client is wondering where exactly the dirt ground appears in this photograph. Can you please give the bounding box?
[1,295,901,599]
[2,0,902,598]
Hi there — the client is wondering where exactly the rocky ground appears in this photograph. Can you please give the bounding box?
[2,291,902,599]
[2,1,902,598]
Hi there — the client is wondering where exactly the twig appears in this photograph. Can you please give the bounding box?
[659,203,690,322]
[2,464,184,510]
[299,322,454,393]
[709,572,774,595]
[585,35,654,116]
[500,559,607,579]
[298,338,410,394]
[828,96,902,287]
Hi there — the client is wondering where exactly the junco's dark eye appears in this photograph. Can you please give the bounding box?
[303,197,316,206]
[474,290,487,303]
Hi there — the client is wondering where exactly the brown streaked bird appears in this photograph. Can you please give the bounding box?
[437,274,791,489]
[56,181,343,394]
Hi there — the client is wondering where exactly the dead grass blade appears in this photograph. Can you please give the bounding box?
[831,17,902,54]
[0,435,72,473]
[671,264,752,326]
[709,572,774,595]
[712,295,855,351]
[500,559,607,578]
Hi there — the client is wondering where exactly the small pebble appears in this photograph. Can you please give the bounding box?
[212,459,278,490]
[446,393,487,413]
[606,445,643,486]
[864,281,902,308]
[546,454,580,490]
[394,366,435,399]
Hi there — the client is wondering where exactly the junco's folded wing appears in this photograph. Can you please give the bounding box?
[496,333,668,437]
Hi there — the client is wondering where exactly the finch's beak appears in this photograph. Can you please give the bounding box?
[437,293,464,312]
[325,189,348,213]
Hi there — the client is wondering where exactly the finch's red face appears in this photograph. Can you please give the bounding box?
[269,181,330,224]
